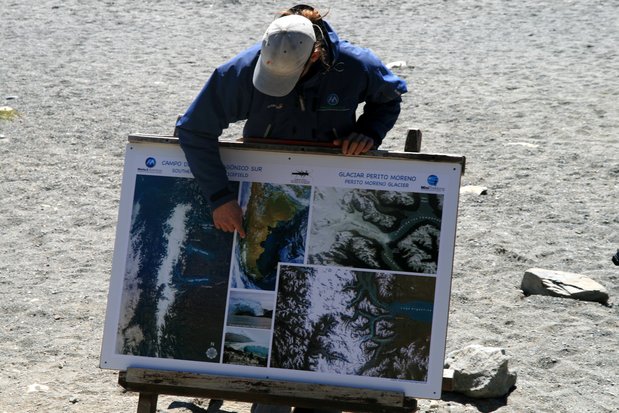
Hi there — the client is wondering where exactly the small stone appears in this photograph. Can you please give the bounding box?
[386,60,407,69]
[69,396,79,404]
[505,141,539,148]
[0,106,18,120]
[27,383,50,393]
[5,95,18,100]
[460,185,488,195]
[521,268,609,304]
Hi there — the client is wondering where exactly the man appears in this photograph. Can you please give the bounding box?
[177,6,407,413]
[176,5,407,240]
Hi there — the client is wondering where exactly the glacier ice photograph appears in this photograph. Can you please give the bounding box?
[226,290,275,329]
[223,327,271,367]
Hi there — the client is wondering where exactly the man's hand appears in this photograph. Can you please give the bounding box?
[334,132,374,155]
[212,200,246,238]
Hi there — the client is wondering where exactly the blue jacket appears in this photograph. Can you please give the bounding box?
[176,21,408,209]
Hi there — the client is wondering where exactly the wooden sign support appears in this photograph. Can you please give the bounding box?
[404,129,422,153]
[119,368,419,413]
[118,368,455,413]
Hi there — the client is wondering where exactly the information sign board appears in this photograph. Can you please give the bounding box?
[100,137,463,399]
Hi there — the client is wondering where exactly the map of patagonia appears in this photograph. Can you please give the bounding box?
[232,182,311,291]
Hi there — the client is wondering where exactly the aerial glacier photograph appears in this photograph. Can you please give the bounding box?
[115,175,234,362]
[231,182,311,291]
[308,188,444,274]
[271,264,436,382]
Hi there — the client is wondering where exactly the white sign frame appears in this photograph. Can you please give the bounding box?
[100,136,464,400]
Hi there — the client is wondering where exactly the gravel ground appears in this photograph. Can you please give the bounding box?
[1,1,617,412]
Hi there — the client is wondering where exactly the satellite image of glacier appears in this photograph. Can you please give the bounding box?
[116,175,235,362]
[231,182,311,290]
[271,264,435,381]
[308,188,443,274]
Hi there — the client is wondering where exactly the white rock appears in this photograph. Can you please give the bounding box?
[460,185,488,195]
[386,60,407,69]
[27,383,50,393]
[444,344,517,398]
[521,268,609,304]
[505,141,539,148]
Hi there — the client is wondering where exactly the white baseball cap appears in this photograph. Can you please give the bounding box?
[253,15,316,97]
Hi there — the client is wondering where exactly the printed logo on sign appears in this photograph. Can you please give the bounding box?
[421,174,445,192]
[290,169,312,185]
[205,347,218,359]
[327,93,339,106]
[138,156,162,174]
[145,157,157,168]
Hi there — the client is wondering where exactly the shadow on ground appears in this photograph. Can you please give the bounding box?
[169,399,228,413]
[441,390,512,413]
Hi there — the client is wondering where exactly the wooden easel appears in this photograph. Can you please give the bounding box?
[116,129,460,413]
[119,368,429,413]
[119,367,455,413]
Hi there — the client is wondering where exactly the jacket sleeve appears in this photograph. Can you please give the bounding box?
[176,52,255,209]
[354,51,408,146]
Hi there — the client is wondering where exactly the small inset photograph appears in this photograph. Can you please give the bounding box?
[223,327,271,367]
[227,290,275,329]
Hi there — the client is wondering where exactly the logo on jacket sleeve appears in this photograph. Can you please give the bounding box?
[327,93,339,106]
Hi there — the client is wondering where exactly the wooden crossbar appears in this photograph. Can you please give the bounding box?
[119,368,419,413]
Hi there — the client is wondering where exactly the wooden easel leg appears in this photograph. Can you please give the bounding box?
[404,129,422,153]
[137,392,158,413]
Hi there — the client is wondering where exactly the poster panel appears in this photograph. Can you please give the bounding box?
[100,139,463,399]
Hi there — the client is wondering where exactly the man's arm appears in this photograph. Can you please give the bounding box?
[353,52,408,147]
[177,126,246,237]
[177,48,257,236]
[177,127,236,209]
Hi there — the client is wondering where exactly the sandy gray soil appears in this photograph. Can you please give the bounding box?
[1,1,617,412]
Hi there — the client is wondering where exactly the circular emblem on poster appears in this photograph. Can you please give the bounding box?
[206,347,218,359]
[145,157,157,168]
